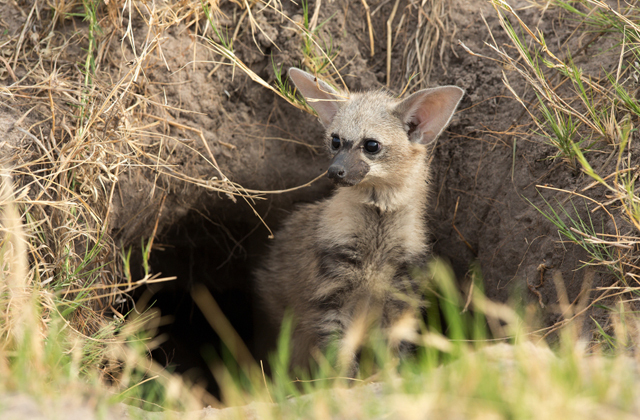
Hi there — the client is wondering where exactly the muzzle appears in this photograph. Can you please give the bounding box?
[327,150,370,186]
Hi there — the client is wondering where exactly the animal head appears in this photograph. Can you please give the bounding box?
[289,68,464,190]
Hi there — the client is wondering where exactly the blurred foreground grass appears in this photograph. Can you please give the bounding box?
[2,199,640,420]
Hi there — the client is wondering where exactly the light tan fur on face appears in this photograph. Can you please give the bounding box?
[328,92,426,189]
[254,68,464,372]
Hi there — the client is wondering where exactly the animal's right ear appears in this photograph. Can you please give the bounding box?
[289,68,342,127]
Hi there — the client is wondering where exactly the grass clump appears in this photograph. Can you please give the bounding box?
[201,0,344,115]
[193,259,640,419]
[0,172,201,416]
[0,0,238,415]
[531,195,630,283]
[467,0,640,289]
[299,0,339,77]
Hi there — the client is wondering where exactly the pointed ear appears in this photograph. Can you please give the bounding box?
[289,68,343,126]
[395,86,464,144]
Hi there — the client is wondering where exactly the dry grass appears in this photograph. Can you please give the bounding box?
[400,0,454,89]
[0,0,250,329]
[0,170,31,355]
[0,0,227,406]
[458,0,640,340]
[0,0,249,407]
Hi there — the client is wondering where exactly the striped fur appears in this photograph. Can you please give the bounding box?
[255,69,464,370]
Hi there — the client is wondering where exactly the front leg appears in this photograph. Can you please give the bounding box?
[382,296,421,357]
[316,309,362,376]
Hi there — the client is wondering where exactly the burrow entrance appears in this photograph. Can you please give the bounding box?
[129,201,478,398]
[133,211,274,397]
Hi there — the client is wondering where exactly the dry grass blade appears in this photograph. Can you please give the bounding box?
[309,0,322,32]
[361,0,375,57]
[203,36,310,111]
[387,0,401,88]
[243,0,348,90]
[403,0,451,89]
[0,170,33,350]
[242,0,280,53]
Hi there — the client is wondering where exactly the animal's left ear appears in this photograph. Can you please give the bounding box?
[395,86,464,144]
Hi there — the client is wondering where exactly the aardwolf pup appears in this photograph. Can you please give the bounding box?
[256,68,464,370]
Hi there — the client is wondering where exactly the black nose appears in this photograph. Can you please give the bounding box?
[327,164,346,180]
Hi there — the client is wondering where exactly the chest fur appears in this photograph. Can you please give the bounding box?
[316,198,428,280]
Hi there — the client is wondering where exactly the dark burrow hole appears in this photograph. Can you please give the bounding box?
[131,211,273,399]
[127,205,475,399]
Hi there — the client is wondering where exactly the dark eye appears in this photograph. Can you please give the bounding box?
[363,140,381,153]
[331,136,341,150]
